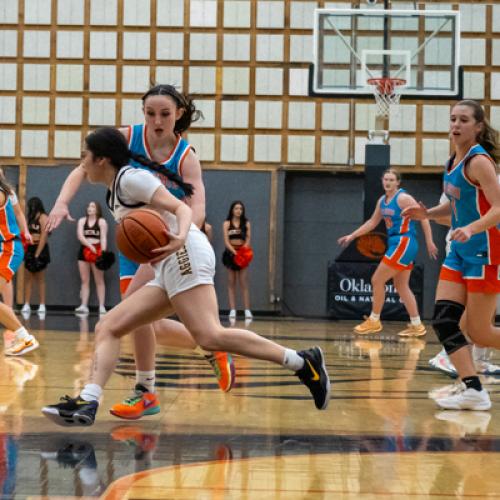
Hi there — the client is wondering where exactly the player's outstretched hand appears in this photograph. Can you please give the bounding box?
[46,202,75,232]
[401,201,428,220]
[338,234,353,247]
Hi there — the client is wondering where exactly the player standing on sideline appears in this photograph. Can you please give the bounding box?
[338,168,438,336]
[46,85,235,420]
[0,168,39,356]
[41,127,330,426]
[403,100,500,410]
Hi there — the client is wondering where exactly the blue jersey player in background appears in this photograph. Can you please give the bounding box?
[338,168,438,337]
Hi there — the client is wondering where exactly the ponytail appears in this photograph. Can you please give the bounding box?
[128,152,194,197]
[85,127,194,197]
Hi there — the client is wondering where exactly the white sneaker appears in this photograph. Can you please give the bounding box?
[99,306,106,315]
[428,382,463,401]
[21,303,31,314]
[4,335,39,356]
[228,309,236,320]
[434,383,492,411]
[244,309,253,320]
[37,304,46,314]
[74,305,89,315]
[429,349,457,377]
[475,360,500,376]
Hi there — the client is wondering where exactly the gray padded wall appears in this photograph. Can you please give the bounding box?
[204,170,272,312]
[23,166,445,318]
[25,166,120,308]
[282,172,447,319]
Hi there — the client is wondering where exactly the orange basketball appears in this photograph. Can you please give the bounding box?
[116,209,169,264]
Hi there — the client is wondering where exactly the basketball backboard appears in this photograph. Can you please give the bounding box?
[310,8,462,100]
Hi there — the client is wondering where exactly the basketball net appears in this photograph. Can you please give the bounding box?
[367,77,406,118]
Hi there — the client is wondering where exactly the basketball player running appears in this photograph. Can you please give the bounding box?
[403,100,500,410]
[428,194,500,379]
[0,168,39,356]
[42,127,330,426]
[46,85,234,420]
[338,168,438,337]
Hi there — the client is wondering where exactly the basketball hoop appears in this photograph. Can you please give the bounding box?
[367,77,406,117]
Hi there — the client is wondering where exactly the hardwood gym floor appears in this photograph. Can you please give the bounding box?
[1,313,498,499]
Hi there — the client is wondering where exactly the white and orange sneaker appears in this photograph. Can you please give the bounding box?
[398,323,427,337]
[353,317,382,335]
[5,335,39,356]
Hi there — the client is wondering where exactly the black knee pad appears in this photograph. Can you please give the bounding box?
[431,300,468,355]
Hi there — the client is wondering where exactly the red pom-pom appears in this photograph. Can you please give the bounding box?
[234,246,253,269]
[20,234,29,252]
[83,245,102,263]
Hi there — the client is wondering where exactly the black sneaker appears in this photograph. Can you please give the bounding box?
[296,347,331,410]
[42,395,98,427]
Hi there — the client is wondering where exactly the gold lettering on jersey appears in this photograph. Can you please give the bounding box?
[176,246,192,276]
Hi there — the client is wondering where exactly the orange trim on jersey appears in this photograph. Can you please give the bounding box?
[178,145,192,178]
[439,266,465,285]
[119,277,132,296]
[399,216,410,234]
[0,239,15,282]
[143,126,181,164]
[462,153,496,187]
[382,237,413,271]
[0,204,15,241]
[439,264,500,293]
[382,256,413,271]
[477,189,500,264]
[467,266,500,293]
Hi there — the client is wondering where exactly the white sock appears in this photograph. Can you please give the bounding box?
[282,349,305,371]
[369,312,380,321]
[14,326,30,341]
[80,383,102,402]
[410,316,422,326]
[136,370,155,392]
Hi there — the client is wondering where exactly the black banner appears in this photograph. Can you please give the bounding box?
[328,261,423,320]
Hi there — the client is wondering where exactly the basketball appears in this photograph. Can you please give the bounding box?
[116,209,169,264]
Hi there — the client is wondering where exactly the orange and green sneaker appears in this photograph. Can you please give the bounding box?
[109,384,160,420]
[205,352,236,392]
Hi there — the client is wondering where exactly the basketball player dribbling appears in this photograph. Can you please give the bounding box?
[46,85,235,420]
[42,127,330,426]
[0,168,39,356]
[403,100,500,410]
[338,168,438,337]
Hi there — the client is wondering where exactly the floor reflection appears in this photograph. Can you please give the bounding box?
[40,438,104,497]
[0,314,498,497]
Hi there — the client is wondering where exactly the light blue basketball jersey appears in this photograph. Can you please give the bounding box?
[443,144,500,264]
[379,189,417,238]
[127,124,191,200]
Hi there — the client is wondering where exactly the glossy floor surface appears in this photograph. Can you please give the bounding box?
[1,313,499,499]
